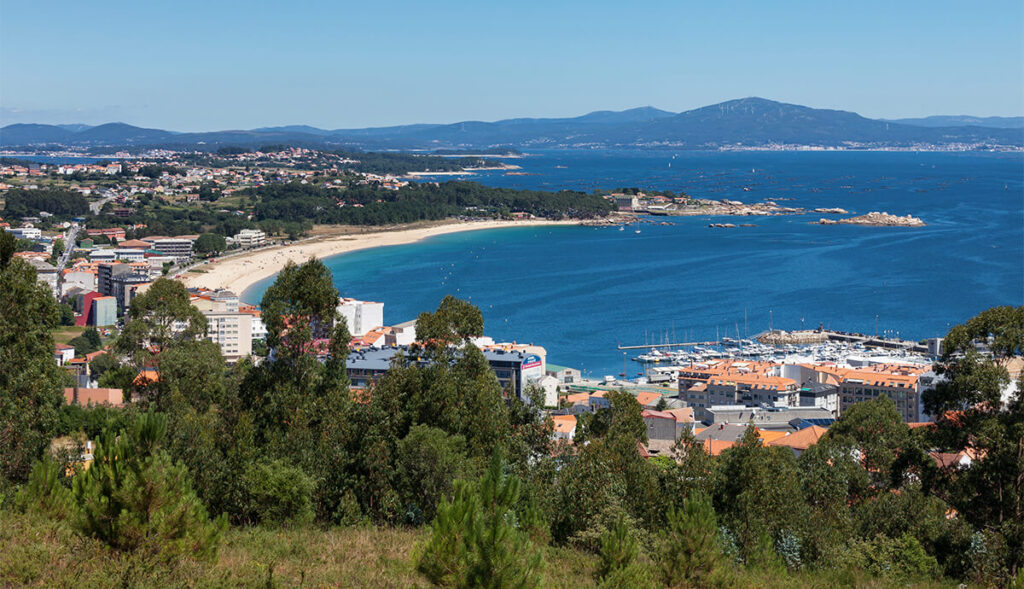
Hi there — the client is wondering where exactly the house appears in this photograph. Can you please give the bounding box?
[642,409,678,442]
[767,425,828,456]
[55,344,75,366]
[545,363,581,384]
[551,414,577,441]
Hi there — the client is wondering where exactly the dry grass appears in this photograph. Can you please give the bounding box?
[0,511,966,589]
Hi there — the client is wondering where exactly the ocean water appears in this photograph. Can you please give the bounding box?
[245,150,1024,378]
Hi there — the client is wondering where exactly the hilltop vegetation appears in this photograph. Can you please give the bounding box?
[250,180,614,225]
[0,239,1021,587]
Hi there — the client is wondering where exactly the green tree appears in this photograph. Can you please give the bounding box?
[0,258,66,485]
[0,230,15,269]
[115,278,208,407]
[194,232,227,255]
[823,395,912,489]
[396,425,469,524]
[87,352,120,382]
[57,302,75,326]
[416,453,543,588]
[240,458,315,527]
[597,515,639,581]
[658,494,724,588]
[714,425,809,559]
[71,411,226,559]
[923,306,1024,580]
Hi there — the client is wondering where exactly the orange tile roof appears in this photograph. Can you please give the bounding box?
[564,392,589,405]
[132,368,159,385]
[642,409,676,421]
[755,429,790,443]
[635,391,662,407]
[703,439,736,456]
[767,426,828,450]
[551,415,577,434]
[664,407,695,423]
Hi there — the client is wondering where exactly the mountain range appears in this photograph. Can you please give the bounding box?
[2,98,1021,151]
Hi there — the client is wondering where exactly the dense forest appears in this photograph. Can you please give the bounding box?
[251,180,614,225]
[0,234,1021,587]
[2,188,90,218]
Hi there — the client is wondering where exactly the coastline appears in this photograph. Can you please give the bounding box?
[179,218,581,298]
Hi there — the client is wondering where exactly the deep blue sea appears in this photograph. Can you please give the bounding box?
[245,150,1024,378]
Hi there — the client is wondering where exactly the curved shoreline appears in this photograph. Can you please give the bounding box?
[179,219,581,298]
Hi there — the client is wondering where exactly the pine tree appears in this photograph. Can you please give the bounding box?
[597,515,639,581]
[659,494,724,588]
[71,411,226,560]
[417,453,543,588]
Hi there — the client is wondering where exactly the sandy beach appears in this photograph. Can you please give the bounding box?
[180,219,579,297]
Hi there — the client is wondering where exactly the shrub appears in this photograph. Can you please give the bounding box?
[830,534,940,582]
[241,459,315,527]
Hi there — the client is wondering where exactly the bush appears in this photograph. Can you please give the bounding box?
[830,534,940,582]
[241,459,315,527]
[395,425,468,524]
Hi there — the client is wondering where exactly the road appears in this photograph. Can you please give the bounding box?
[89,194,116,215]
[55,224,80,282]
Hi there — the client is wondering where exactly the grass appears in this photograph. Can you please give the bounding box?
[0,511,967,588]
[51,325,87,346]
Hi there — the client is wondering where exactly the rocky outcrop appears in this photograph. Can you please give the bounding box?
[819,211,925,227]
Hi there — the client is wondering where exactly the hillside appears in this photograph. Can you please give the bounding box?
[1,512,956,588]
[2,98,1021,150]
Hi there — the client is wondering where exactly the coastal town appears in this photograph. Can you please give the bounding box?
[0,148,974,448]
[0,146,1016,588]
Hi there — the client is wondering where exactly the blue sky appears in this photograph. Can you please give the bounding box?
[1,0,1021,130]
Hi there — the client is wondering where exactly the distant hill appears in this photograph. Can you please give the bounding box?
[2,99,1021,150]
[884,115,1024,129]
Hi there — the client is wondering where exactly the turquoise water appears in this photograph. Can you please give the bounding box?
[245,150,1024,377]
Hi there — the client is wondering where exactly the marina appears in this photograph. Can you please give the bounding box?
[611,330,935,390]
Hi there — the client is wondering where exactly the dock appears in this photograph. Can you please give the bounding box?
[757,329,928,354]
[617,341,720,350]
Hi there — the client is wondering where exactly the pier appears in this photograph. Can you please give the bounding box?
[617,341,721,350]
[758,329,929,354]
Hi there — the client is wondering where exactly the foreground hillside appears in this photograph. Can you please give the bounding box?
[1,512,960,589]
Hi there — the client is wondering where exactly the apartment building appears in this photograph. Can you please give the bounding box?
[337,297,384,337]
[233,229,266,248]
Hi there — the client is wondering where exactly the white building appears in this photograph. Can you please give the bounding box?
[150,238,193,262]
[233,229,266,248]
[27,258,59,297]
[337,298,384,337]
[204,311,253,361]
[9,227,42,240]
[386,320,417,346]
[62,270,98,295]
[190,290,253,361]
[114,249,147,262]
[90,249,117,263]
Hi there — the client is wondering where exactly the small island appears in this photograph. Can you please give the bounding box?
[819,211,926,227]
